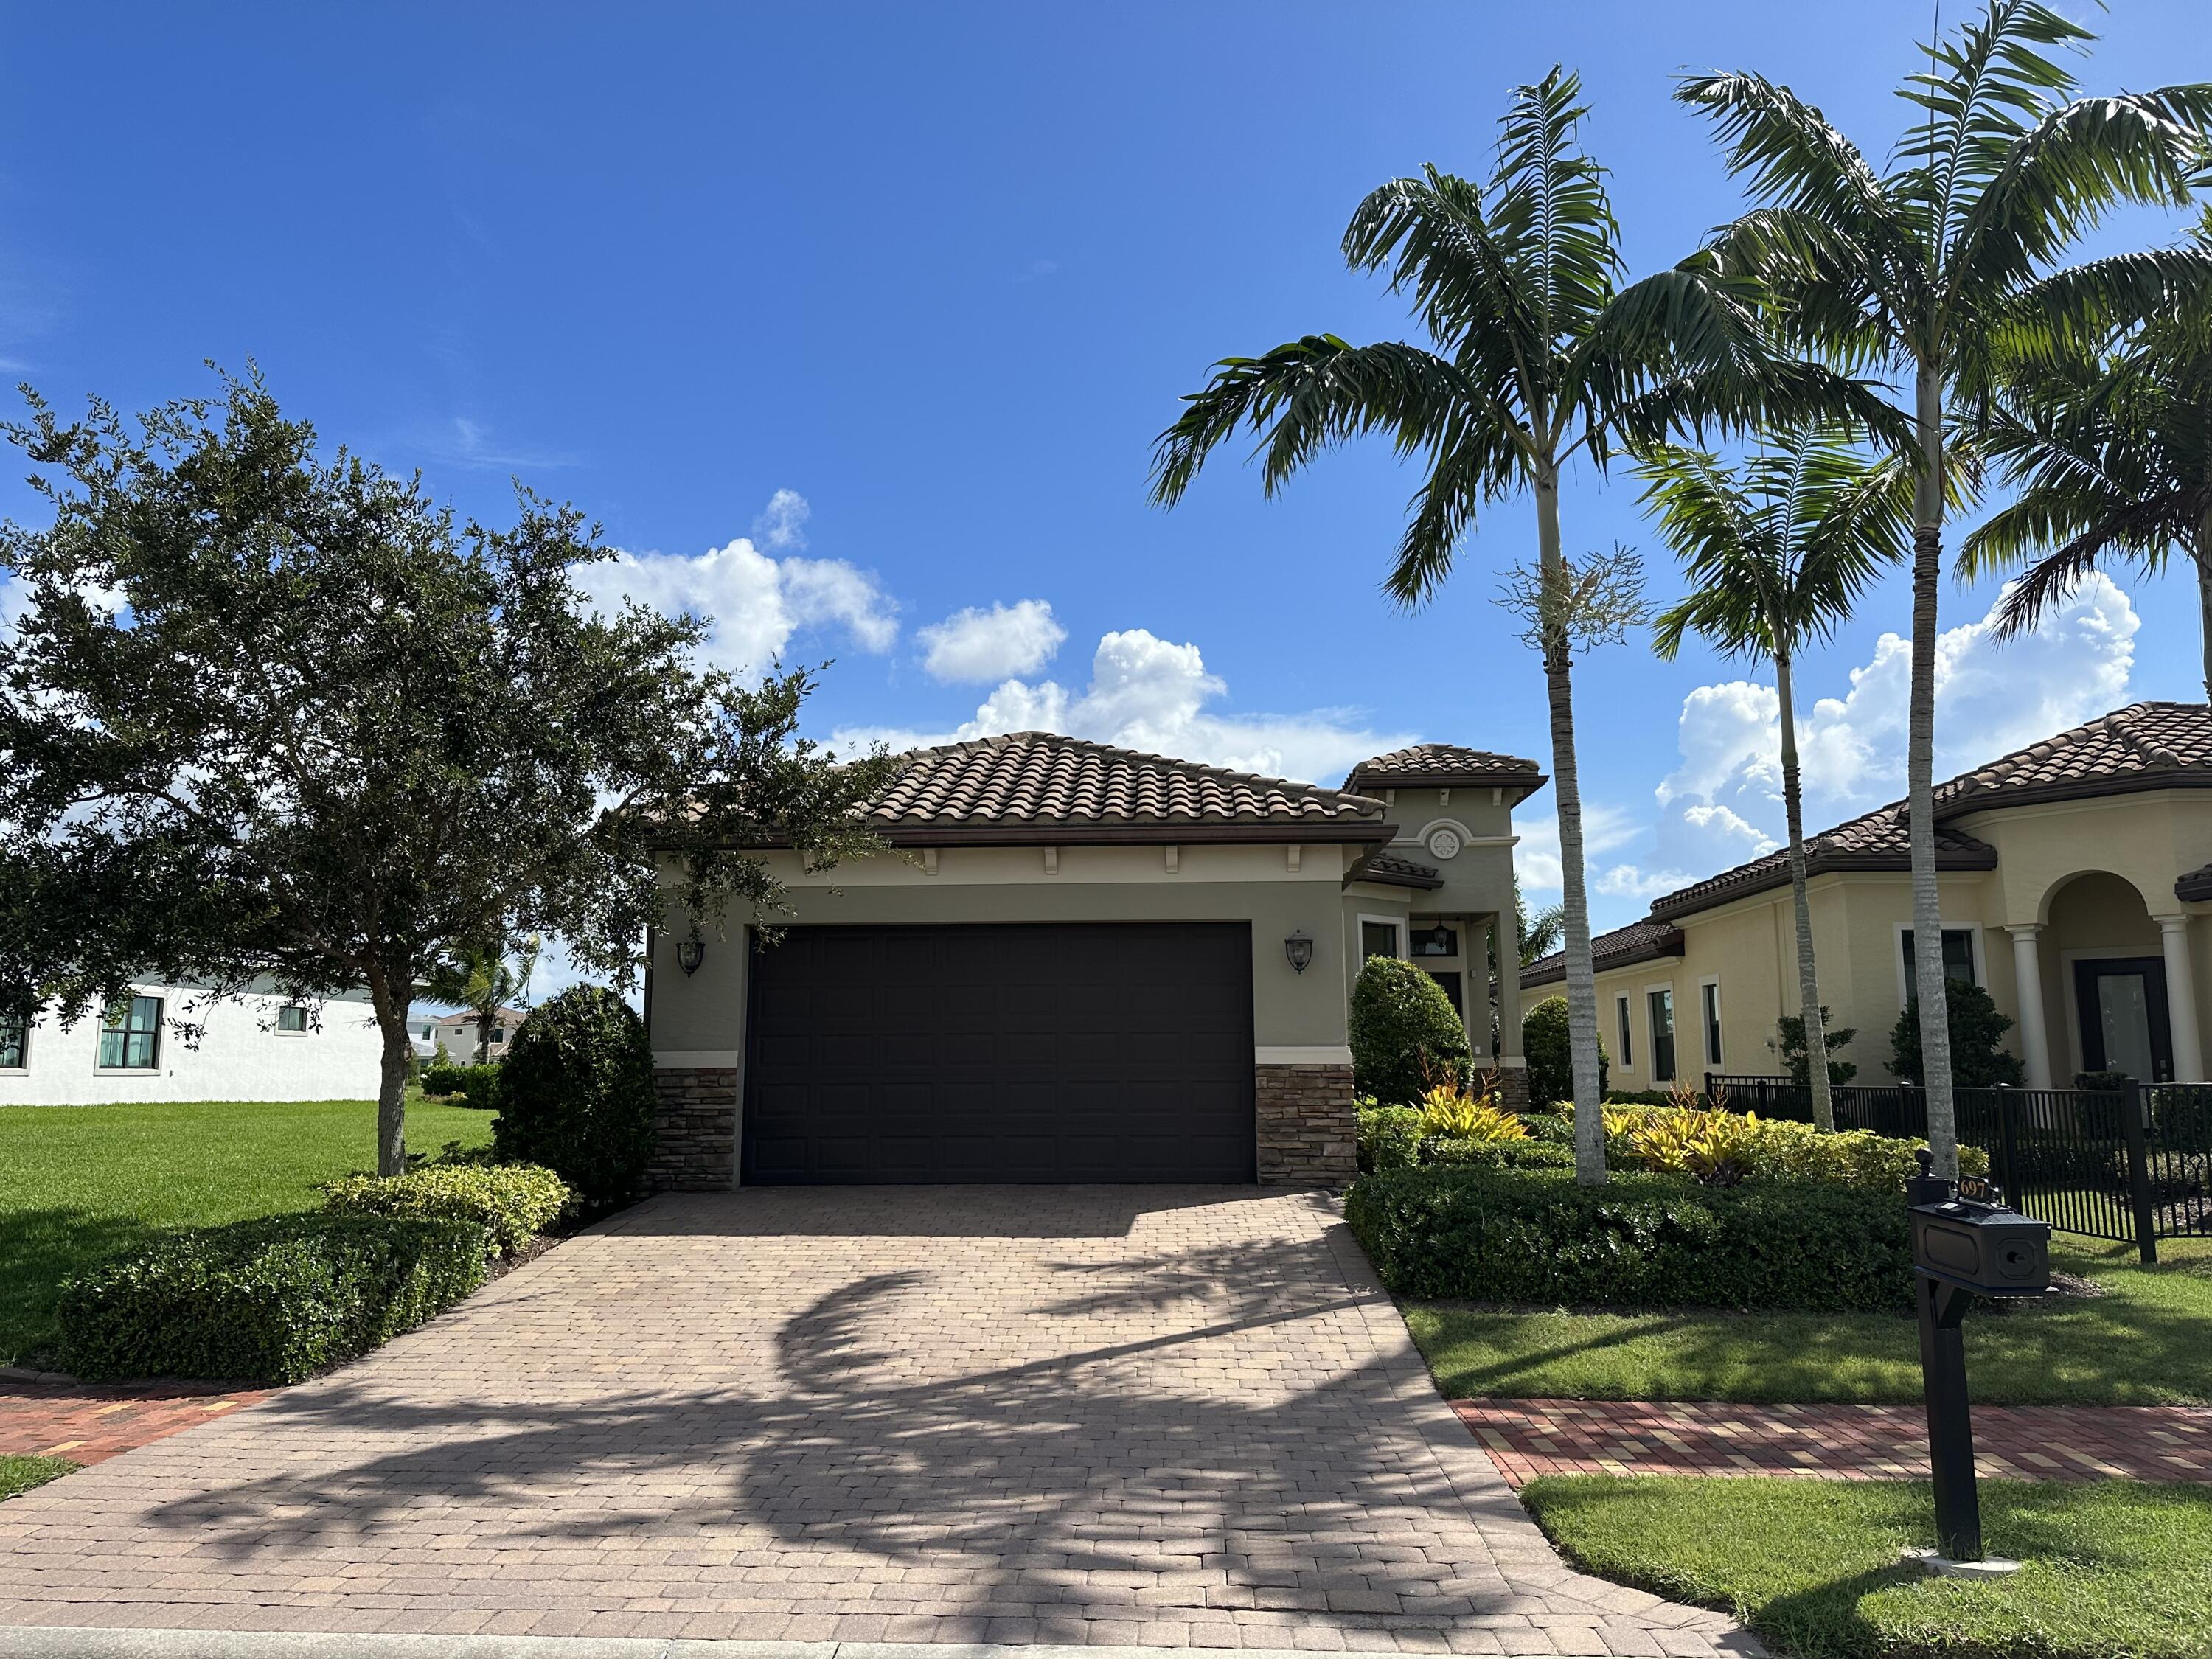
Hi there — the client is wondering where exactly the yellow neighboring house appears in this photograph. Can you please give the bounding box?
[1523,702,2212,1091]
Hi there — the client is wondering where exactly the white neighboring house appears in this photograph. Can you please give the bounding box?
[417,1005,527,1064]
[0,984,384,1105]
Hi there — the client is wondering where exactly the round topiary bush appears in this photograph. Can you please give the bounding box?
[1349,956,1471,1107]
[493,987,656,1209]
[1520,992,1607,1106]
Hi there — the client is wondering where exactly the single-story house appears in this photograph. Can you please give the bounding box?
[645,731,1548,1189]
[1525,701,2212,1092]
[420,1005,528,1062]
[0,984,383,1105]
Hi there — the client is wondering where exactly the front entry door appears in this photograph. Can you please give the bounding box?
[2073,956,2175,1082]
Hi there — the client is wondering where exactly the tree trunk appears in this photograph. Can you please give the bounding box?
[2197,539,2212,704]
[1534,467,1606,1186]
[477,1004,494,1065]
[1775,650,1834,1132]
[364,964,411,1178]
[1907,364,1958,1178]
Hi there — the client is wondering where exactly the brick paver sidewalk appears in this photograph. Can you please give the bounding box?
[1455,1398,2212,1486]
[0,1380,270,1467]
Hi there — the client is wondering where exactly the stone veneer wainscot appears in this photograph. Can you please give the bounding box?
[1255,1062,1357,1186]
[650,1067,737,1191]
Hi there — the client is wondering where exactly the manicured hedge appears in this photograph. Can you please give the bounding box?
[1344,1166,1914,1311]
[319,1163,570,1259]
[1349,958,1471,1106]
[58,1214,487,1384]
[421,1060,500,1108]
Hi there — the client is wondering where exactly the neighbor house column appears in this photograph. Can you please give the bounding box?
[2006,924,2054,1091]
[2154,914,2206,1082]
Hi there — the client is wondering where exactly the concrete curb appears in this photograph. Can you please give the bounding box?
[0,1634,1489,1659]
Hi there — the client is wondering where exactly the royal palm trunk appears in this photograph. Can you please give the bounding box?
[1774,650,1834,1131]
[1908,364,1959,1177]
[1535,467,1607,1185]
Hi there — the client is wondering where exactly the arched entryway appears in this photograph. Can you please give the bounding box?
[2019,871,2206,1085]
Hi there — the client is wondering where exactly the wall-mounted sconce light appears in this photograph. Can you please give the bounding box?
[1284,930,1314,974]
[676,936,706,977]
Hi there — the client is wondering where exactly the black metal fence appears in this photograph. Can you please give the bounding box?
[1704,1073,2212,1262]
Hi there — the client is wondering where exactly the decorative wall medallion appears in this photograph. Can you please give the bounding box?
[1425,827,1464,860]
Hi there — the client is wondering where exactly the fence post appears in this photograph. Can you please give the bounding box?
[2122,1079,2159,1265]
[1992,1087,2022,1209]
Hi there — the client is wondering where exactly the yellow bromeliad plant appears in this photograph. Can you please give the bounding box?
[1417,1083,1529,1144]
[1630,1107,1763,1187]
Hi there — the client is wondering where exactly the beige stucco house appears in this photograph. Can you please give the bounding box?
[1525,702,2212,1095]
[645,732,1546,1189]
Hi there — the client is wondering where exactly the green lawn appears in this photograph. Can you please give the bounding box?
[0,1456,77,1503]
[1404,1235,2212,1406]
[1523,1475,2212,1659]
[0,1096,498,1368]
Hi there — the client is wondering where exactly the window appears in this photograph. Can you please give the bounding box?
[1411,924,1459,959]
[1425,970,1464,1023]
[97,995,162,1071]
[489,1026,505,1044]
[0,1012,26,1070]
[1701,981,1722,1068]
[1360,920,1402,960]
[277,1004,308,1033]
[1647,988,1677,1083]
[1901,928,1978,990]
[1615,995,1633,1069]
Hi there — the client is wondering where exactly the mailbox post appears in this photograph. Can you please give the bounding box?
[1906,1151,2051,1572]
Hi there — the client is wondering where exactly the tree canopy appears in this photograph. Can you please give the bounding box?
[0,371,894,1171]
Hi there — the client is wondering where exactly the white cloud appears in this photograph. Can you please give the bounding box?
[917,599,1068,683]
[576,491,897,678]
[1593,863,1698,901]
[1646,573,2140,888]
[1514,803,1640,895]
[835,625,1414,786]
[421,416,577,472]
[752,488,810,552]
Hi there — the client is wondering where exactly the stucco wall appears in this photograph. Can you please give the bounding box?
[0,986,385,1105]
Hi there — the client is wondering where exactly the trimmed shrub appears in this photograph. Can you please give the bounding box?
[319,1164,571,1259]
[421,1061,500,1108]
[1891,981,2025,1088]
[58,1215,486,1384]
[1425,1137,1577,1172]
[1344,1166,1914,1311]
[493,986,657,1208]
[1357,1105,1425,1174]
[2073,1069,2130,1093]
[1349,958,1471,1106]
[1522,995,1607,1106]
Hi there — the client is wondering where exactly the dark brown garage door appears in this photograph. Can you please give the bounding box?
[742,922,1256,1183]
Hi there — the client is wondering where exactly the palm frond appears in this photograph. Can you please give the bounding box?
[1947,84,2212,305]
[1488,67,1622,353]
[1149,337,1486,506]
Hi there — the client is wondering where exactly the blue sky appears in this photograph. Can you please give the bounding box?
[4,0,2206,955]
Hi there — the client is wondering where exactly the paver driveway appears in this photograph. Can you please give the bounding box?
[0,1189,1748,1655]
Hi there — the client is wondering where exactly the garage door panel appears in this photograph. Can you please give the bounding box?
[740,922,1256,1183]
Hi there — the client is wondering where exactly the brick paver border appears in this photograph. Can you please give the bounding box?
[1453,1398,2212,1487]
[0,1380,271,1467]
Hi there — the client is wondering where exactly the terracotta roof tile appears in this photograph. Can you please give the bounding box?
[1646,802,1997,919]
[1523,918,1685,987]
[1343,744,1547,794]
[1357,851,1444,890]
[858,731,1391,844]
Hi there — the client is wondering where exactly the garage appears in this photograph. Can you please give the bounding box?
[741,921,1256,1183]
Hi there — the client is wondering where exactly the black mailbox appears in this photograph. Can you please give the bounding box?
[1910,1191,2051,1295]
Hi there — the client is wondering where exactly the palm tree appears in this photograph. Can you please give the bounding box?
[1677,1,2211,1175]
[424,934,540,1063]
[1642,428,1913,1130]
[1152,69,1893,1183]
[1962,226,2212,695]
